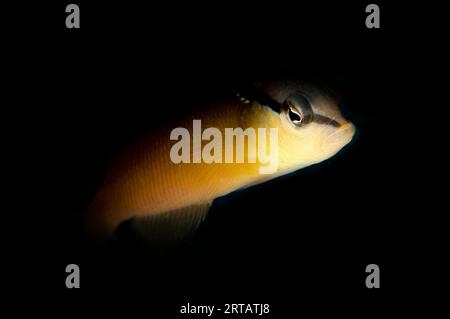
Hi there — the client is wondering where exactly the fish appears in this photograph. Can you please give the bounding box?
[84,79,356,244]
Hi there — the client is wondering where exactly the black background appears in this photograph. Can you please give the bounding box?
[5,0,447,317]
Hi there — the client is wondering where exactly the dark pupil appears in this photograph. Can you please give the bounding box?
[288,106,302,123]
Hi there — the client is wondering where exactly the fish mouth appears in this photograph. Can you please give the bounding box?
[339,121,356,135]
[340,122,357,147]
[327,121,356,148]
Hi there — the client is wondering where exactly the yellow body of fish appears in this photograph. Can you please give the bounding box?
[85,80,356,241]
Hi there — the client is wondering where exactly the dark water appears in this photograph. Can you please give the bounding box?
[5,1,445,317]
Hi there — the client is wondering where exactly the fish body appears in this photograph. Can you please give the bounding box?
[85,80,356,241]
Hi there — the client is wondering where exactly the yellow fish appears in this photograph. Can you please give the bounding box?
[85,79,356,243]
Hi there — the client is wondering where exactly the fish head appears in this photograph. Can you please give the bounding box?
[254,80,356,173]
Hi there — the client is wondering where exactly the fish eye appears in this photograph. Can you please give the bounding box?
[287,102,304,125]
[283,94,313,127]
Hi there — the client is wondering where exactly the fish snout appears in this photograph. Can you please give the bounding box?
[325,121,356,149]
[337,121,356,145]
[339,121,356,135]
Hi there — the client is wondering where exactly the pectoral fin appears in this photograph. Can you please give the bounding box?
[115,201,212,246]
